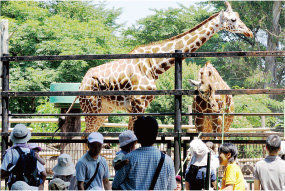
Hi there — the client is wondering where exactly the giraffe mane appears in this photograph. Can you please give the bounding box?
[130,12,220,52]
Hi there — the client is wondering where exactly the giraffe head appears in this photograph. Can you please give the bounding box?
[189,61,219,112]
[219,2,253,38]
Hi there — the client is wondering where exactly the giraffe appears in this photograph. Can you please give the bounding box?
[67,2,253,134]
[189,61,235,139]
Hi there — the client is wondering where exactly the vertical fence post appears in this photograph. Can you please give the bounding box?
[174,49,182,175]
[1,19,9,188]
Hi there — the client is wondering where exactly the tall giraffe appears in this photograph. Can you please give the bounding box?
[189,61,235,139]
[68,2,253,133]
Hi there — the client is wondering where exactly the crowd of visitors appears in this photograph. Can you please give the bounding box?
[1,118,285,190]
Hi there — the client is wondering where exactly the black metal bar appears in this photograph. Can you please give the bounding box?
[174,50,182,173]
[1,51,284,62]
[0,132,280,139]
[1,55,9,162]
[8,112,284,117]
[3,89,285,97]
[205,152,211,190]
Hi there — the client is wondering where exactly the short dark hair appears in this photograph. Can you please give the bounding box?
[218,142,238,163]
[266,135,281,153]
[121,141,137,152]
[134,116,158,146]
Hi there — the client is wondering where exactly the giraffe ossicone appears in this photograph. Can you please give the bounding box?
[67,1,252,133]
[190,61,235,139]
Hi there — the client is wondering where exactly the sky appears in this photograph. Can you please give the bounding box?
[104,0,203,28]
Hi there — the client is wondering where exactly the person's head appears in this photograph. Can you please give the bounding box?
[218,143,238,166]
[174,175,182,191]
[29,143,42,153]
[134,116,158,146]
[53,153,76,176]
[49,178,70,190]
[87,132,104,156]
[11,181,37,190]
[119,130,138,153]
[189,139,209,166]
[10,124,31,144]
[266,135,281,154]
[206,141,214,150]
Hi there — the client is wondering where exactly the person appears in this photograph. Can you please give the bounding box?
[11,181,38,190]
[49,178,70,190]
[76,132,111,190]
[219,142,245,190]
[53,153,77,190]
[113,130,137,170]
[1,124,42,189]
[174,175,182,191]
[112,116,176,190]
[29,143,47,190]
[253,135,285,190]
[185,139,216,190]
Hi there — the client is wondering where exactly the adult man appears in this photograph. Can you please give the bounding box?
[1,124,44,189]
[254,135,285,190]
[76,132,111,190]
[112,116,176,190]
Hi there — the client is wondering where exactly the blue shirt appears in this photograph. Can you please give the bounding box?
[112,146,176,190]
[76,152,110,190]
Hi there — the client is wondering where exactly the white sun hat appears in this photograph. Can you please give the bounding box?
[49,178,70,190]
[189,139,209,166]
[88,132,104,144]
[53,154,76,176]
[119,130,138,148]
[11,181,38,190]
[10,124,31,144]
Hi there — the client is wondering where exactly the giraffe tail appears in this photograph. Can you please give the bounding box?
[66,96,79,113]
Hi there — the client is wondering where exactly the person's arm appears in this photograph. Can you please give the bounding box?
[38,170,47,190]
[77,181,84,190]
[112,159,130,190]
[254,179,261,191]
[114,159,129,171]
[222,184,234,190]
[0,169,9,180]
[185,181,190,190]
[35,152,46,165]
[103,178,111,190]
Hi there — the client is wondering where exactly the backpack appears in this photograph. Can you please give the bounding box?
[7,146,40,188]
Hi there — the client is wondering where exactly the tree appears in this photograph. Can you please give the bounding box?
[1,1,127,114]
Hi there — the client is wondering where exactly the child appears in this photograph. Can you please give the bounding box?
[219,143,245,190]
[113,130,137,171]
[53,153,77,190]
[29,143,47,190]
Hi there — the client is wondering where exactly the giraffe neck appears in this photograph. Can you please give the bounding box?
[143,12,222,80]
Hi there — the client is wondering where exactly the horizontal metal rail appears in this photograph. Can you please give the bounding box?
[8,113,283,117]
[1,51,284,62]
[0,132,281,138]
[2,89,285,97]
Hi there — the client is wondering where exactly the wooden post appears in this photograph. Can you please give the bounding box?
[188,105,193,133]
[1,19,9,188]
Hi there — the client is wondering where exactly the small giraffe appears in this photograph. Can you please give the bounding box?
[189,61,234,139]
[68,2,252,133]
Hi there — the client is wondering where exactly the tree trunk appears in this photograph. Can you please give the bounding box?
[264,1,281,99]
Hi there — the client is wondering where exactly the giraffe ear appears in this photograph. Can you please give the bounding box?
[188,79,200,87]
[225,1,233,12]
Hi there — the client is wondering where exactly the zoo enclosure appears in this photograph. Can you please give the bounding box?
[1,19,285,185]
[1,50,284,171]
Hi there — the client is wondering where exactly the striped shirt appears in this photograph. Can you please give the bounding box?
[112,146,176,190]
